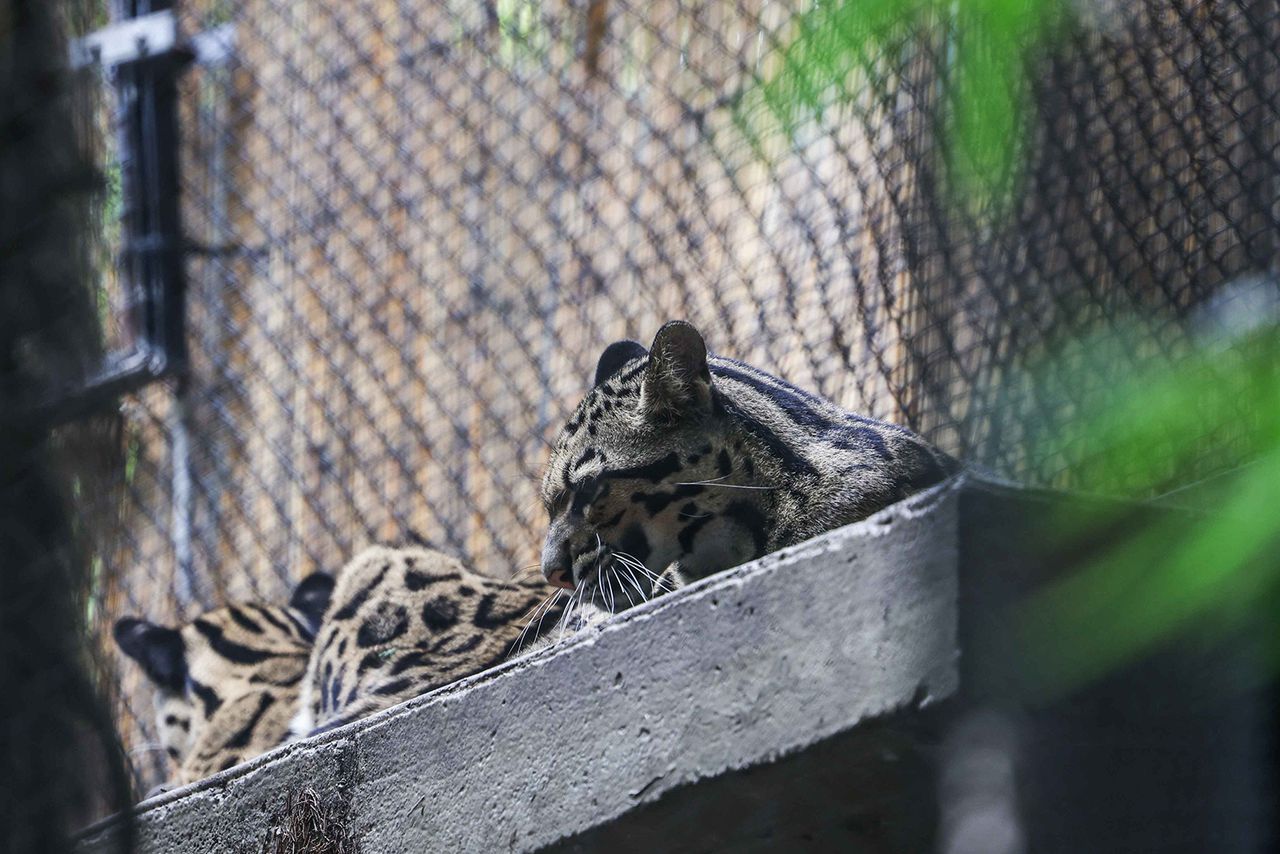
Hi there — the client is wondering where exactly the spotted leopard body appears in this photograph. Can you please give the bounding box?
[292,546,566,737]
[539,321,959,602]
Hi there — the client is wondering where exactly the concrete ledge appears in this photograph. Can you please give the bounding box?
[81,477,961,853]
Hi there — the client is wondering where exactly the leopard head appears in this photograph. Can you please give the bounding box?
[540,321,768,609]
[113,572,333,783]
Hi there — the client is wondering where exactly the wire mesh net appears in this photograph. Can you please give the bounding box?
[85,0,1279,793]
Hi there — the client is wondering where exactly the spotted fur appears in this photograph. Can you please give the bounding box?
[292,546,566,737]
[113,573,333,785]
[540,321,959,604]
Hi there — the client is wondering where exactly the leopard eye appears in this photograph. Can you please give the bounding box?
[546,490,569,517]
[569,476,607,516]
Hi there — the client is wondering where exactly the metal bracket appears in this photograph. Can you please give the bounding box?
[70,10,180,70]
[70,11,237,71]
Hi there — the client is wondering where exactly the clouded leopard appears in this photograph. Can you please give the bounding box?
[291,546,568,737]
[113,573,334,786]
[540,320,958,602]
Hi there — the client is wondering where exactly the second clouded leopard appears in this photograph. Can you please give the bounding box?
[539,320,959,602]
[292,546,567,736]
[113,573,334,786]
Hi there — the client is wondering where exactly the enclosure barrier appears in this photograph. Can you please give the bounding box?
[72,0,1280,796]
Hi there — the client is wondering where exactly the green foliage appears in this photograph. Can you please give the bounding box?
[752,0,1068,212]
[1018,320,1280,698]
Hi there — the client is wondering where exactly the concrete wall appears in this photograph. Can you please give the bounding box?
[81,478,961,853]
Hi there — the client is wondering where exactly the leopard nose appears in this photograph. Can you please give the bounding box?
[541,528,576,590]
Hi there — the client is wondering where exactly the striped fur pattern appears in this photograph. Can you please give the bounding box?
[292,546,567,737]
[113,573,333,785]
[540,321,959,604]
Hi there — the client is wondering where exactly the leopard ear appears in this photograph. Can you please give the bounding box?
[114,618,186,692]
[641,321,712,420]
[289,572,335,636]
[594,340,647,387]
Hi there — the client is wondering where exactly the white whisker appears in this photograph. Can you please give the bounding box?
[602,566,616,613]
[616,562,648,602]
[674,479,776,490]
[513,589,564,656]
[613,565,638,609]
[613,551,676,594]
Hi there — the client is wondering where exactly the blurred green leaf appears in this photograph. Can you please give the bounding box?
[750,0,1068,213]
[1017,320,1280,699]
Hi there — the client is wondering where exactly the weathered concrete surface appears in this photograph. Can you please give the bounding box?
[81,477,960,853]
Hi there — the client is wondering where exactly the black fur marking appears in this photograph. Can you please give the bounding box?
[332,563,392,620]
[374,678,414,697]
[457,585,475,597]
[604,452,682,484]
[716,449,732,476]
[167,747,179,760]
[713,357,827,404]
[452,634,484,654]
[164,714,190,732]
[712,362,831,429]
[317,627,340,659]
[252,605,294,636]
[390,650,428,675]
[473,593,536,630]
[192,619,273,665]
[227,606,264,635]
[743,456,755,477]
[404,569,463,591]
[678,514,713,553]
[829,424,892,460]
[679,502,700,517]
[249,667,305,687]
[223,693,276,749]
[357,651,383,673]
[600,509,626,529]
[631,490,670,515]
[421,596,461,631]
[189,678,223,718]
[337,638,347,658]
[220,756,240,772]
[898,446,951,493]
[571,447,599,474]
[321,662,333,713]
[356,604,410,648]
[330,667,346,713]
[570,476,603,515]
[719,395,817,476]
[725,501,768,557]
[632,484,704,516]
[617,523,651,563]
[615,361,647,385]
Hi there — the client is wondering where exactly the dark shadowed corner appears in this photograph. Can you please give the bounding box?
[0,0,135,850]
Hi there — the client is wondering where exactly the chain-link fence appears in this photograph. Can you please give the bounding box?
[85,0,1279,793]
